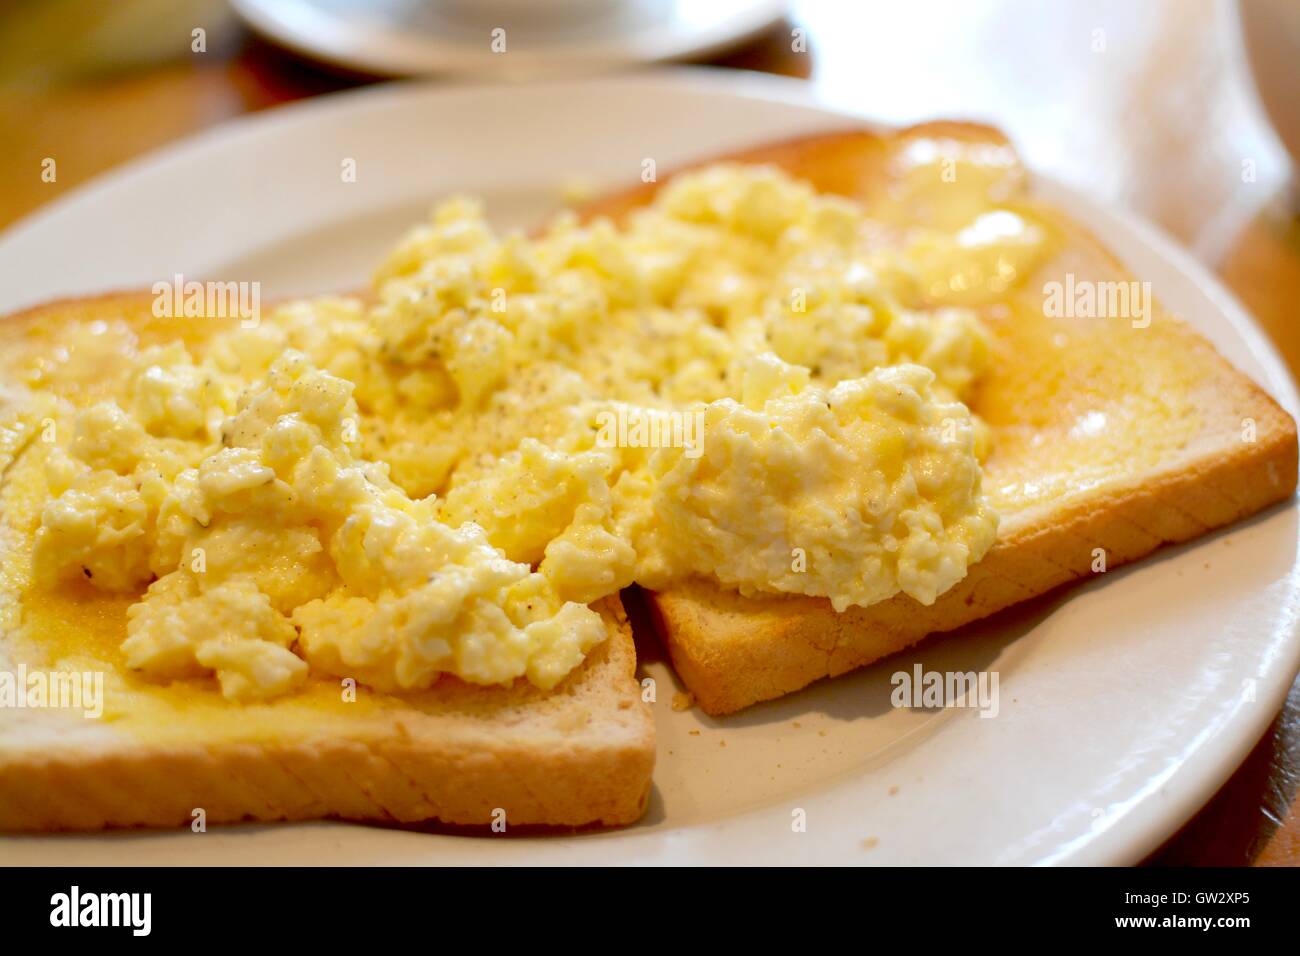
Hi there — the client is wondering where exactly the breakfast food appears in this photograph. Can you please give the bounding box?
[0,294,655,830]
[0,121,1294,830]
[582,123,1299,714]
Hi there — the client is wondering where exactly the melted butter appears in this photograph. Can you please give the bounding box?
[861,134,1056,308]
[0,428,385,743]
[863,131,1203,516]
[880,134,1026,231]
[13,582,421,746]
[909,208,1048,307]
[974,272,1202,516]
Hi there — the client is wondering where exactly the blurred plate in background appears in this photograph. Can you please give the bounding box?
[230,0,788,77]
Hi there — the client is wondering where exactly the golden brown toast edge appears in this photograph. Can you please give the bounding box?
[0,591,653,832]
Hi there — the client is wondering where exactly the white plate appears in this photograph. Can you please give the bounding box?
[1,70,1297,866]
[231,0,787,78]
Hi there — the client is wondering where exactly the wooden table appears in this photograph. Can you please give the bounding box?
[1,0,1296,864]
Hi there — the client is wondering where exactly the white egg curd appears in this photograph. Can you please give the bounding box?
[14,163,1043,700]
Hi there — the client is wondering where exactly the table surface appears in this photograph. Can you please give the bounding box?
[1,0,1297,865]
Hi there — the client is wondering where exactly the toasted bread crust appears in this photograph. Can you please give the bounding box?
[0,586,653,831]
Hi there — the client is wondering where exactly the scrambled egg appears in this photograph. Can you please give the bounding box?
[18,163,1034,699]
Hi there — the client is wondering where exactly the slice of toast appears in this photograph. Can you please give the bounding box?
[0,294,654,831]
[582,124,1299,716]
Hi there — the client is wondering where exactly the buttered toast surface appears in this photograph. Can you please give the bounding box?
[583,123,1298,715]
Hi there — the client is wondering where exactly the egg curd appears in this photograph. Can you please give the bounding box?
[15,163,1034,701]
